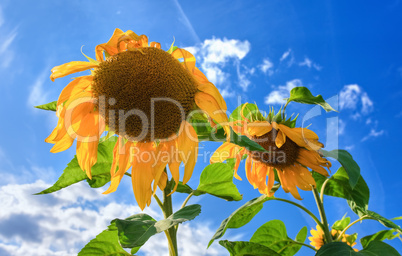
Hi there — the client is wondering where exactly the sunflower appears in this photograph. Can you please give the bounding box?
[46,28,228,210]
[210,104,331,199]
[309,225,358,251]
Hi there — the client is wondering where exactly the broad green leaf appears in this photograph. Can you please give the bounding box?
[174,181,194,194]
[295,226,308,245]
[195,163,242,201]
[360,230,400,248]
[78,222,130,256]
[86,173,112,188]
[219,240,281,256]
[115,205,201,248]
[313,167,369,215]
[316,241,401,256]
[36,137,117,194]
[230,128,266,152]
[321,149,360,188]
[250,220,305,256]
[229,103,265,123]
[286,87,336,112]
[364,211,402,233]
[34,101,57,111]
[208,195,268,247]
[332,216,351,231]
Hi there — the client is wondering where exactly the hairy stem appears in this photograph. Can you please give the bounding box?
[312,188,332,243]
[163,178,178,256]
[336,216,368,241]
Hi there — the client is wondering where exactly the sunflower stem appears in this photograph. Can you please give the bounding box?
[312,187,332,244]
[180,191,194,209]
[267,197,322,229]
[320,178,330,203]
[163,177,178,256]
[336,215,368,241]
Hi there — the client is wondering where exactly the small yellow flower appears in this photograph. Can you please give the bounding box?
[309,225,358,251]
[211,105,331,199]
[47,28,228,209]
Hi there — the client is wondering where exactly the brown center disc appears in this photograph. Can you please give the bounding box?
[92,48,198,141]
[250,129,299,168]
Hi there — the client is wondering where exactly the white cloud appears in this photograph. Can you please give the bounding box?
[361,128,385,142]
[259,58,274,75]
[339,84,374,115]
[27,70,49,107]
[186,37,251,94]
[280,49,291,62]
[0,180,230,256]
[0,180,161,256]
[264,79,303,104]
[299,57,322,71]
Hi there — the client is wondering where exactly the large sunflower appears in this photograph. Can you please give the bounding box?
[211,104,331,199]
[46,28,228,209]
[309,225,358,251]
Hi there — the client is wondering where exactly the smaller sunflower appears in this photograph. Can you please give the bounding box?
[309,225,358,251]
[210,104,331,199]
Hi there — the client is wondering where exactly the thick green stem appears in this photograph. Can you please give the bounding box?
[163,179,178,256]
[312,188,332,243]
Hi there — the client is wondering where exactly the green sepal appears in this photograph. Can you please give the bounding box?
[35,101,57,111]
[229,127,266,152]
[332,215,351,231]
[229,103,265,123]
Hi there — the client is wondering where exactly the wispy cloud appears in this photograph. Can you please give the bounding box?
[259,58,274,75]
[186,37,251,95]
[0,5,17,69]
[280,49,291,62]
[27,69,50,108]
[361,128,385,142]
[339,84,374,116]
[264,79,302,105]
[299,57,322,71]
[172,0,200,43]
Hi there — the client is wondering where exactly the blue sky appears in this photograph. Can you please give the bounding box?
[0,0,401,255]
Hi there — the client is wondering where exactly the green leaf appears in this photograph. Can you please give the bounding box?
[219,240,281,256]
[229,103,265,123]
[364,211,402,233]
[313,167,369,215]
[230,128,266,151]
[295,226,308,245]
[35,137,117,194]
[78,222,130,256]
[321,149,361,188]
[332,216,351,231]
[115,205,201,248]
[81,46,100,64]
[86,173,111,188]
[286,87,336,112]
[175,181,194,194]
[316,241,401,256]
[208,195,268,247]
[34,101,57,111]
[250,220,305,256]
[190,119,226,141]
[195,163,242,201]
[167,38,178,54]
[360,230,400,248]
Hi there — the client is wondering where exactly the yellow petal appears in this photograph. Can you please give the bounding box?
[195,92,229,131]
[50,61,98,81]
[266,167,275,196]
[278,124,323,150]
[275,129,286,148]
[177,122,198,184]
[171,48,196,72]
[196,81,227,113]
[210,142,239,163]
[131,153,155,210]
[76,139,98,179]
[247,121,272,137]
[57,76,93,106]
